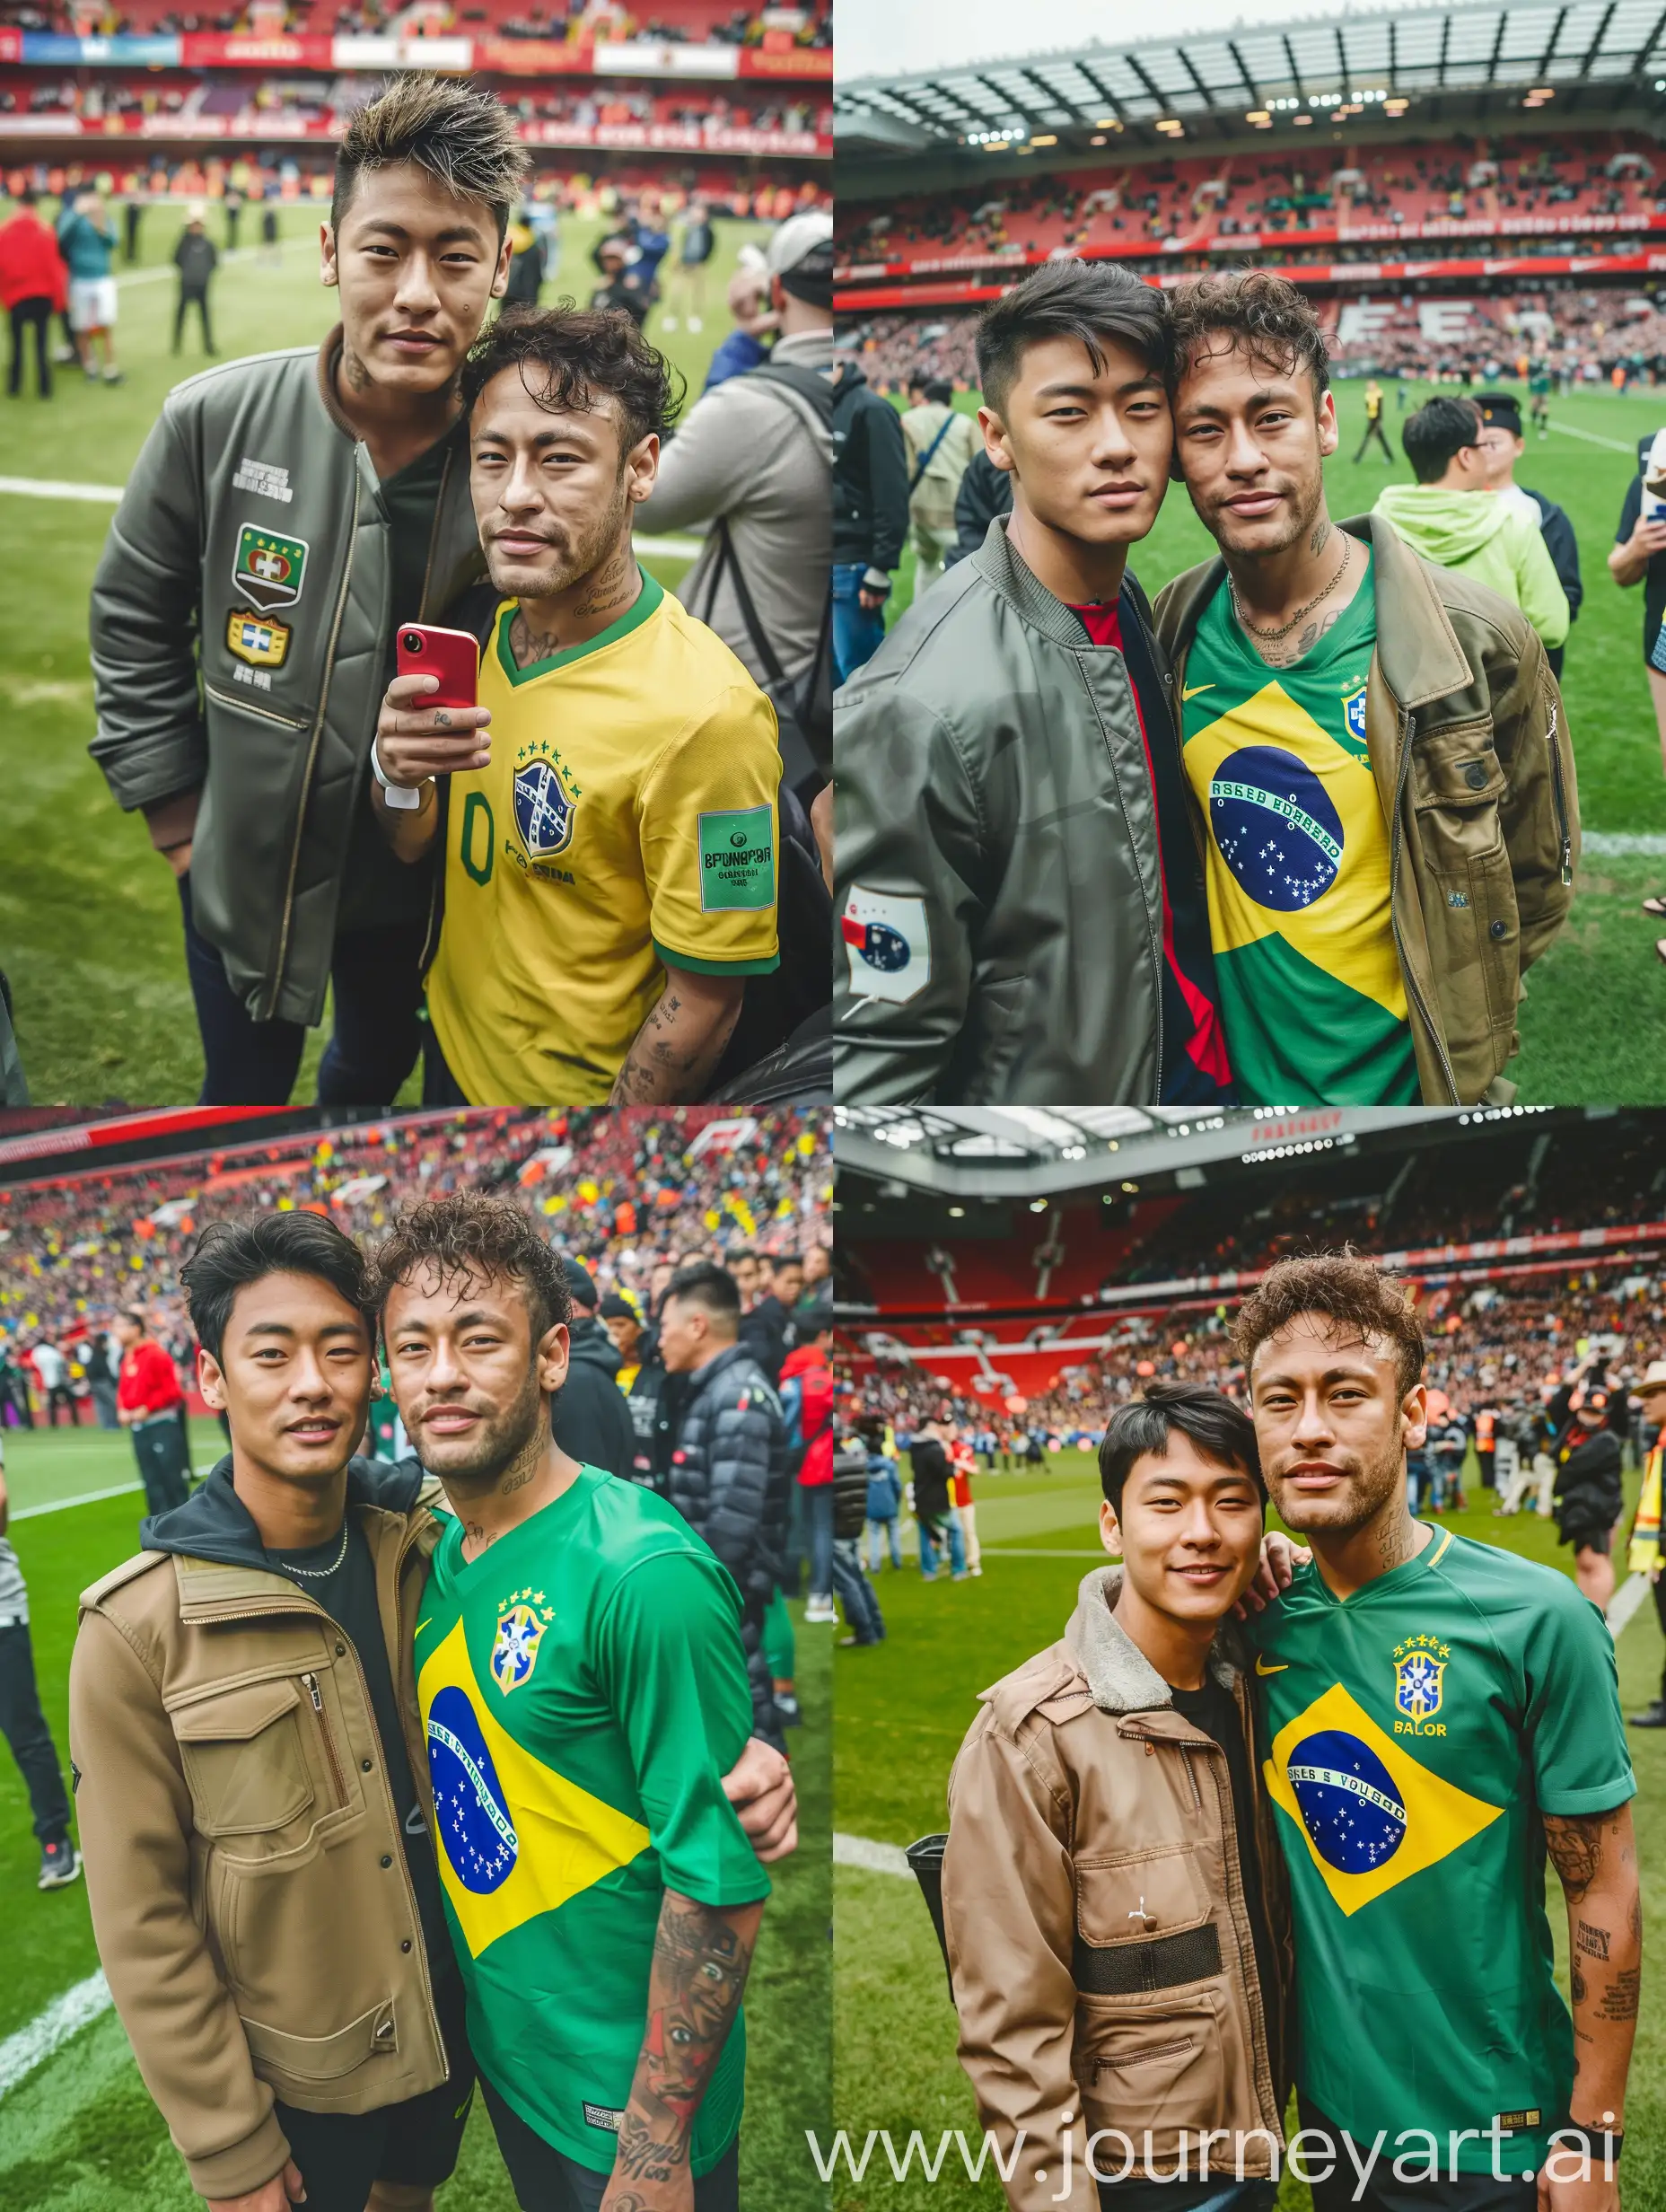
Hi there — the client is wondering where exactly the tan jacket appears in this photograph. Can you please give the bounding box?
[942,1569,1290,2212]
[1155,513,1578,1107]
[68,1470,448,2200]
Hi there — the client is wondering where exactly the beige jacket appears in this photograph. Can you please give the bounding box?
[68,1466,448,2199]
[942,1568,1290,2212]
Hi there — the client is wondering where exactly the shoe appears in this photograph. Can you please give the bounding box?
[1628,1700,1666,1727]
[102,370,124,384]
[773,1692,802,1726]
[919,1570,938,1582]
[802,1598,837,1623]
[39,1838,82,1889]
[951,1571,971,1582]
[688,314,703,331]
[662,315,678,330]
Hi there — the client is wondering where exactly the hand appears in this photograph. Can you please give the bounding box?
[723,1736,797,1862]
[1628,514,1666,560]
[162,840,193,879]
[1234,1530,1311,1617]
[374,673,491,791]
[1539,2155,1619,2212]
[208,2158,306,2212]
[857,585,888,612]
[601,2173,694,2212]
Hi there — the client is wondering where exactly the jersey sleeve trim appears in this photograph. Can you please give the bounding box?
[653,938,780,978]
[1538,1775,1638,1816]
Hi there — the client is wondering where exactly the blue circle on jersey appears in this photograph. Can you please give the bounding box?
[859,922,911,972]
[1287,1728,1407,1873]
[426,1684,519,1894]
[1210,745,1345,911]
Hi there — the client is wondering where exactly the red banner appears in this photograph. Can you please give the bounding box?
[737,44,831,76]
[179,31,333,64]
[0,26,22,59]
[476,34,596,74]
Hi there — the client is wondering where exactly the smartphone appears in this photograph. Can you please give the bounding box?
[395,623,479,710]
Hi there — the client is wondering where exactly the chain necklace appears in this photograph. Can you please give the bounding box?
[272,1522,350,1578]
[1230,532,1353,644]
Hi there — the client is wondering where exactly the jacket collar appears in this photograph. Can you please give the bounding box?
[970,514,1105,651]
[1162,511,1476,711]
[312,322,470,466]
[1065,1565,1240,1713]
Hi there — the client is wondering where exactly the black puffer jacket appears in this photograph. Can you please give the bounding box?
[666,1343,790,1747]
[833,1436,869,1541]
[832,364,908,572]
[551,1315,636,1481]
[1553,1423,1625,1548]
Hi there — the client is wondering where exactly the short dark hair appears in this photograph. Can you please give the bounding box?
[663,1260,741,1330]
[373,1191,570,1347]
[976,258,1170,417]
[772,1251,803,1273]
[1232,1251,1426,1400]
[1402,396,1482,484]
[331,73,529,241]
[1169,268,1331,403]
[460,303,681,457]
[119,1306,147,1330]
[180,1213,375,1366]
[925,377,954,405]
[1098,1382,1263,1519]
[560,1256,599,1311]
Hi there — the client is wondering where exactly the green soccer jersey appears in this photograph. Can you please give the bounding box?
[1181,561,1421,1107]
[1250,1525,1634,2166]
[415,1467,770,2175]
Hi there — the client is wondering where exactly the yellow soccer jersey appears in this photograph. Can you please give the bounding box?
[426,571,781,1105]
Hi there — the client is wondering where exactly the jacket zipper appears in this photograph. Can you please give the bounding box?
[301,1670,348,1806]
[203,681,309,732]
[1545,697,1574,886]
[1388,708,1460,1102]
[1093,2037,1197,2074]
[268,468,361,1018]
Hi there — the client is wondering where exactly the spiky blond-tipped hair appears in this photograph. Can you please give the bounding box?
[332,73,530,240]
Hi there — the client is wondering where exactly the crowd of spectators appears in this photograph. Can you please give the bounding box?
[4,0,829,44]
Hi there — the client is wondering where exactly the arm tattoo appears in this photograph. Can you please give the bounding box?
[1575,1920,1610,1961]
[618,1893,758,2175]
[1545,1812,1609,1903]
[1596,1967,1640,2023]
[609,981,742,1106]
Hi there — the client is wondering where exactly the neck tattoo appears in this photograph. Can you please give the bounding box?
[1231,531,1352,645]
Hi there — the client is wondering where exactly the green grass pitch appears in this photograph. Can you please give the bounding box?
[0,198,775,1105]
[886,376,1666,1102]
[0,1421,830,2212]
[831,1450,1665,2212]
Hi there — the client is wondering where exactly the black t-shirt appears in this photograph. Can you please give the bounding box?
[337,434,452,935]
[1615,472,1666,664]
[264,1522,455,1995]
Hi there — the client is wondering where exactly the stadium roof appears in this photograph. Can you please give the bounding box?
[834,1103,1495,1197]
[836,0,1666,154]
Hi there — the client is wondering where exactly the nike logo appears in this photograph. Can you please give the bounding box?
[1182,683,1214,700]
[1254,1657,1289,1675]
[416,1619,432,1635]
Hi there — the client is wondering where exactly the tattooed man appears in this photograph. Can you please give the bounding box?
[383,1192,779,2212]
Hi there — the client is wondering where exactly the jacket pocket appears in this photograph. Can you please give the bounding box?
[1407,722,1520,1049]
[173,1679,316,1840]
[1075,1844,1212,1949]
[1074,1994,1226,2138]
[241,1999,399,2086]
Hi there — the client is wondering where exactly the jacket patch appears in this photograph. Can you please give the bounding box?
[698,806,775,913]
[227,609,291,670]
[842,887,929,1004]
[232,456,293,505]
[232,522,309,612]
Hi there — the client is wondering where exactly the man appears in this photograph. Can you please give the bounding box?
[600,1292,644,1390]
[1157,271,1576,1108]
[31,1335,75,1425]
[702,260,776,393]
[0,1430,81,1889]
[664,194,715,334]
[503,205,546,309]
[780,1296,835,1622]
[0,186,66,400]
[942,1385,1285,2212]
[70,1209,794,2212]
[114,1304,190,1514]
[372,306,782,1108]
[1470,391,1582,678]
[549,1256,636,1479]
[836,258,1231,1108]
[638,212,834,781]
[901,373,978,592]
[589,233,650,329]
[1608,430,1666,953]
[172,205,218,357]
[1375,397,1569,654]
[90,75,524,1105]
[908,1418,965,1580]
[381,1198,773,2210]
[657,1260,791,1748]
[1353,375,1392,464]
[58,189,120,383]
[1624,1356,1666,1725]
[738,1251,802,1387]
[1549,1381,1624,1610]
[830,335,908,681]
[945,442,1012,567]
[1236,1252,1637,2211]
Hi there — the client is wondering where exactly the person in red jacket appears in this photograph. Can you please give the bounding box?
[114,1308,190,1515]
[0,188,67,401]
[780,1300,836,1621]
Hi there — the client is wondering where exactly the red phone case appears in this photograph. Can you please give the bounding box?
[395,624,479,709]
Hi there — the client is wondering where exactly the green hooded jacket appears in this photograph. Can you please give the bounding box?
[1372,483,1570,650]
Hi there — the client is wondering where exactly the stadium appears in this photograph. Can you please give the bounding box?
[0,1099,832,2211]
[0,8,829,1103]
[835,0,1666,1103]
[829,1102,1665,2209]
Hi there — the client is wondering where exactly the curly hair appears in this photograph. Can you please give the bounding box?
[1231,1251,1425,1400]
[1168,268,1331,403]
[461,303,683,456]
[372,1192,571,1346]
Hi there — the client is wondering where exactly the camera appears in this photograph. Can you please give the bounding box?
[402,630,424,654]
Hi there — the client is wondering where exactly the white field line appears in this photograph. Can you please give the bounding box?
[12,1479,141,1520]
[0,1973,111,2099]
[834,1831,912,1877]
[1582,833,1666,855]
[113,234,314,289]
[1609,1568,1650,1639]
[1547,421,1639,453]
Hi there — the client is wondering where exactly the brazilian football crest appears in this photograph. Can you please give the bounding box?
[490,1592,552,1694]
[1393,1637,1448,1724]
[513,747,576,860]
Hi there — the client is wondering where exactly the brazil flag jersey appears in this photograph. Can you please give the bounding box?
[1248,1526,1633,2165]
[415,1468,770,2174]
[426,571,781,1107]
[1181,563,1420,1106]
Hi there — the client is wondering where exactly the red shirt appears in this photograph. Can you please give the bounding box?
[0,213,67,313]
[118,1339,184,1420]
[780,1342,834,1487]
